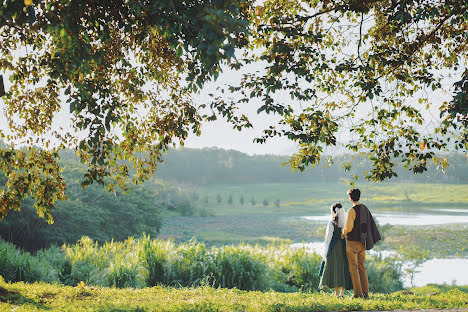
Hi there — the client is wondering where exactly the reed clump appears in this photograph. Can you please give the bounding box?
[0,236,403,292]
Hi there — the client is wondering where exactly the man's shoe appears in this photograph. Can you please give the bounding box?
[352,294,363,299]
[363,293,369,299]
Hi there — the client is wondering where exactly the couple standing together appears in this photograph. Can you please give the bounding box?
[319,188,381,298]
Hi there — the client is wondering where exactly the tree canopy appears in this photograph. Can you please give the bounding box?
[213,0,467,181]
[0,0,467,221]
[0,0,250,222]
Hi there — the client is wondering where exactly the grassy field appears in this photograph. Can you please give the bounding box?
[0,282,467,312]
[159,214,326,245]
[192,182,468,216]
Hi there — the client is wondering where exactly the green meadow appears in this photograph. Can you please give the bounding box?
[192,182,468,215]
[0,282,467,312]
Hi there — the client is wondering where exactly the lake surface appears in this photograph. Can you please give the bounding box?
[290,242,468,287]
[410,258,468,287]
[302,209,468,225]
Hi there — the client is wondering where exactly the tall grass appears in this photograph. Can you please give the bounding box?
[0,240,58,283]
[209,244,267,290]
[138,235,170,286]
[0,237,403,293]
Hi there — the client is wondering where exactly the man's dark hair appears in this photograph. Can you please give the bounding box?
[347,188,361,201]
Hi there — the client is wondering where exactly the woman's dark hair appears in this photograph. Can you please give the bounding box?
[332,203,342,223]
[332,203,342,213]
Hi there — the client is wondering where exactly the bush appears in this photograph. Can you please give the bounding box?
[34,245,65,283]
[65,260,97,286]
[281,248,322,292]
[0,237,405,294]
[0,184,163,251]
[366,254,404,293]
[0,239,44,283]
[104,256,144,288]
[209,245,267,291]
[138,236,168,286]
[165,240,210,287]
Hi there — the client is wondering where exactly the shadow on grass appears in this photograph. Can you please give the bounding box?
[97,306,146,312]
[0,286,51,310]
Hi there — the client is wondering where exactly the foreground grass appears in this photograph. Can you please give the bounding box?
[0,282,467,312]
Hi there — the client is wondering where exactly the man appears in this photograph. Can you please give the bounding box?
[342,188,381,299]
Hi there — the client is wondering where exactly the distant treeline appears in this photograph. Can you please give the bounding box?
[153,147,468,184]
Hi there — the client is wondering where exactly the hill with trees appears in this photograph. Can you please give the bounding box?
[155,147,468,185]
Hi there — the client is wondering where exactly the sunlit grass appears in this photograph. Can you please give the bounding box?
[0,282,467,312]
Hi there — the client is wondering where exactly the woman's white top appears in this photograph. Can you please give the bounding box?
[321,221,334,260]
[321,208,347,261]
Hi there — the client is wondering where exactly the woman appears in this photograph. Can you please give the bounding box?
[319,203,352,297]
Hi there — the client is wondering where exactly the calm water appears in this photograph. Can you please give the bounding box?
[291,242,468,287]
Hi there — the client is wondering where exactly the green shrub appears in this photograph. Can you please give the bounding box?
[209,245,267,291]
[104,258,144,288]
[0,237,405,293]
[65,260,97,286]
[34,245,64,283]
[166,240,210,287]
[138,235,169,286]
[281,248,322,292]
[367,254,404,293]
[0,239,43,283]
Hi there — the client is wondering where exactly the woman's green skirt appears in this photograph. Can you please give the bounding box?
[319,239,353,290]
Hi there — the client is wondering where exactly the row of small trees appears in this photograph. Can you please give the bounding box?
[211,194,280,207]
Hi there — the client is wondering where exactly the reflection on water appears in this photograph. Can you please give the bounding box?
[430,208,468,213]
[302,211,468,225]
[290,243,468,287]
